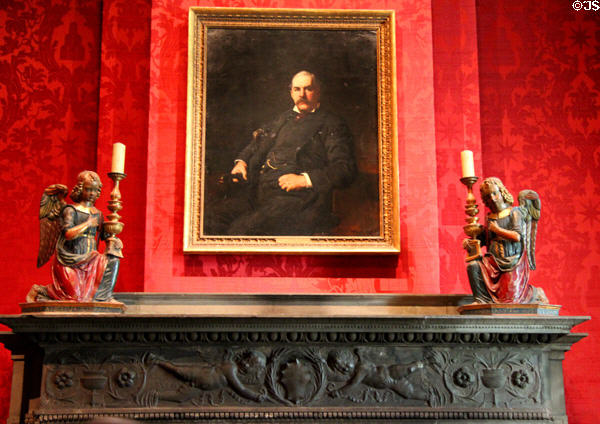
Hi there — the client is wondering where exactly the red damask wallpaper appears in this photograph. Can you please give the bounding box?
[477,2,600,422]
[0,0,102,415]
[432,0,483,295]
[96,0,151,293]
[0,0,598,421]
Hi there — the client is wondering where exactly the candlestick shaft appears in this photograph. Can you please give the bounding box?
[103,173,126,258]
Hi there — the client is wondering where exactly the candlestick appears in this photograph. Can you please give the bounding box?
[104,172,126,258]
[111,143,126,174]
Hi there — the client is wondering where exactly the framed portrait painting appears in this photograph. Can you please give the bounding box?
[184,8,399,254]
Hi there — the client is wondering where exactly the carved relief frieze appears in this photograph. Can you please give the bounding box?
[427,347,542,409]
[39,344,543,413]
[43,350,152,409]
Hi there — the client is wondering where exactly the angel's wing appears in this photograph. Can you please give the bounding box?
[518,189,541,270]
[37,184,68,268]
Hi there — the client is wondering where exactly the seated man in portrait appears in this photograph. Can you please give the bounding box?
[204,70,356,236]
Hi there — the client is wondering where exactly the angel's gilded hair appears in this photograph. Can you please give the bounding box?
[70,170,102,203]
[480,177,513,204]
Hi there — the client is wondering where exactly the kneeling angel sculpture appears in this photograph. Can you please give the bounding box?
[464,177,548,304]
[27,170,122,303]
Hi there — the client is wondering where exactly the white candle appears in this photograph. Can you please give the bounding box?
[460,150,475,178]
[111,143,126,174]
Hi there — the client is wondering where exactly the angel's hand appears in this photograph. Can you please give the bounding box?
[489,220,520,242]
[462,238,471,249]
[463,238,481,250]
[87,216,99,228]
[488,220,499,232]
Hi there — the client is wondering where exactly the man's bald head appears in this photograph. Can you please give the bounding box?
[290,71,321,90]
[290,71,321,113]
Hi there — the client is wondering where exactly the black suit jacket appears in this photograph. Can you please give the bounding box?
[238,108,356,194]
[234,108,356,233]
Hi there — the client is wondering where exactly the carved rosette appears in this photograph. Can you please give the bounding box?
[445,363,479,402]
[45,367,78,406]
[105,353,150,404]
[506,360,540,402]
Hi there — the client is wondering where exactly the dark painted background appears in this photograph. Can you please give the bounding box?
[203,29,380,236]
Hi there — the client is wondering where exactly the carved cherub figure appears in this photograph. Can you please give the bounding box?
[464,177,548,304]
[328,348,428,402]
[27,171,122,303]
[146,350,267,403]
[327,349,356,381]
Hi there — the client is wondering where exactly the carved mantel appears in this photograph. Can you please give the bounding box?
[0,294,588,423]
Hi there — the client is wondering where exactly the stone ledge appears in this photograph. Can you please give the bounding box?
[113,293,474,316]
[458,303,561,316]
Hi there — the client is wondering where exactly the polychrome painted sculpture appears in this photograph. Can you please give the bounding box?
[27,171,122,303]
[463,177,548,304]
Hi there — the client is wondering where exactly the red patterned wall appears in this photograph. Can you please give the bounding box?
[0,0,102,416]
[97,0,151,293]
[0,0,150,420]
[477,2,600,422]
[0,0,597,421]
[432,0,483,295]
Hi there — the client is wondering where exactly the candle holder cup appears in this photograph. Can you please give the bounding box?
[460,176,483,262]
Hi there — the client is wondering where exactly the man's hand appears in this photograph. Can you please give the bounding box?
[230,161,248,182]
[278,174,308,192]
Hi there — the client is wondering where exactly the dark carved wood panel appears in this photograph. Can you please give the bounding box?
[0,295,588,423]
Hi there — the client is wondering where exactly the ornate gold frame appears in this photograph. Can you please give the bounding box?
[184,7,398,254]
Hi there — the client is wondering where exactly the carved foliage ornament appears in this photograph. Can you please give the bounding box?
[41,346,542,411]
